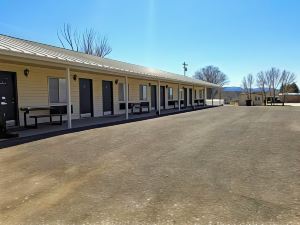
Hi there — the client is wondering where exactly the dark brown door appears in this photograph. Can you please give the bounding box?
[189,88,192,106]
[151,85,157,110]
[0,71,18,126]
[79,78,93,116]
[102,81,113,115]
[160,86,165,108]
[183,88,187,108]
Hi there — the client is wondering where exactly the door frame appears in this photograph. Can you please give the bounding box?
[79,78,94,117]
[102,80,114,116]
[0,71,19,126]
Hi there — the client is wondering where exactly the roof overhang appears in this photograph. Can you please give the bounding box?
[0,49,220,88]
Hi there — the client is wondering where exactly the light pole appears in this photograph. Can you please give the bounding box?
[183,62,188,76]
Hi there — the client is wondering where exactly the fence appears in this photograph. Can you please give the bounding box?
[205,99,224,106]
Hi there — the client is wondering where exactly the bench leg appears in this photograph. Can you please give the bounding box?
[24,112,27,128]
[34,117,38,129]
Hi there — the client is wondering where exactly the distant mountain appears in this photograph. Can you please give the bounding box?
[223,87,243,92]
[223,86,272,93]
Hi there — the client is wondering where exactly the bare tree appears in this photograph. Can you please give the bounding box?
[57,23,112,58]
[241,74,254,105]
[194,66,228,105]
[256,71,267,105]
[57,24,80,51]
[280,70,296,106]
[266,67,281,105]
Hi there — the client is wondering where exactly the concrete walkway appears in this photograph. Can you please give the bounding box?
[0,106,299,224]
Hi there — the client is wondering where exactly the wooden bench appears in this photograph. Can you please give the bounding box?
[131,102,150,114]
[168,100,178,109]
[194,99,205,106]
[119,102,150,114]
[29,114,63,128]
[20,106,67,128]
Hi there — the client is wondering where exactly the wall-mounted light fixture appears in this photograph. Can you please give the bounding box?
[148,83,151,86]
[73,74,77,81]
[166,85,169,88]
[24,68,29,77]
[115,79,119,85]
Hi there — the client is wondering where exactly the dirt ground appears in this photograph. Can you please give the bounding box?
[0,106,299,225]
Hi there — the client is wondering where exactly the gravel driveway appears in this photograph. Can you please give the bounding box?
[0,106,299,224]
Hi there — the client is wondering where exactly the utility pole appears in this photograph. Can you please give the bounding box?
[183,62,188,76]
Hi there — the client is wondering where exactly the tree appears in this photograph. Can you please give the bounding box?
[256,71,267,105]
[242,74,254,105]
[266,67,281,105]
[194,66,228,105]
[280,82,299,93]
[280,70,296,105]
[57,23,112,58]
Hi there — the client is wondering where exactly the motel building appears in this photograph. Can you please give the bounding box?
[0,34,220,137]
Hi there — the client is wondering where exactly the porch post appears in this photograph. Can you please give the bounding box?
[66,67,72,129]
[204,86,207,106]
[125,76,129,120]
[212,87,214,106]
[219,87,222,106]
[178,83,181,111]
[158,80,161,115]
[192,85,194,108]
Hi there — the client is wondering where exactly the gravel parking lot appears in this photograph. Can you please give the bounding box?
[0,106,299,225]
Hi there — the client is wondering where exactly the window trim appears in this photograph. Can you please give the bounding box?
[180,89,184,100]
[48,76,67,106]
[139,84,147,101]
[118,82,125,102]
[168,87,173,100]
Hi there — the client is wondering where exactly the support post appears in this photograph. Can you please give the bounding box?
[204,86,207,106]
[212,88,214,106]
[178,84,181,111]
[192,85,194,109]
[66,67,72,129]
[219,87,222,106]
[158,80,161,115]
[125,76,129,120]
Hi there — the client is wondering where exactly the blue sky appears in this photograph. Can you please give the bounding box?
[1,0,300,86]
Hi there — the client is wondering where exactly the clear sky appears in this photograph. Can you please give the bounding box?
[1,0,299,86]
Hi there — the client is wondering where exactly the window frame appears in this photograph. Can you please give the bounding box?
[180,89,184,100]
[168,87,173,100]
[48,77,67,106]
[118,83,125,102]
[139,84,147,101]
[199,89,203,99]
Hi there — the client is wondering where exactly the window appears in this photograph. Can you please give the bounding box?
[118,83,125,101]
[168,87,173,100]
[194,90,197,99]
[180,89,184,100]
[199,89,203,99]
[49,78,67,104]
[139,85,147,101]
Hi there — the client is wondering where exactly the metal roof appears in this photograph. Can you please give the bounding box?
[0,34,219,87]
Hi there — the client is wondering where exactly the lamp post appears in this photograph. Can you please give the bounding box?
[183,62,188,76]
